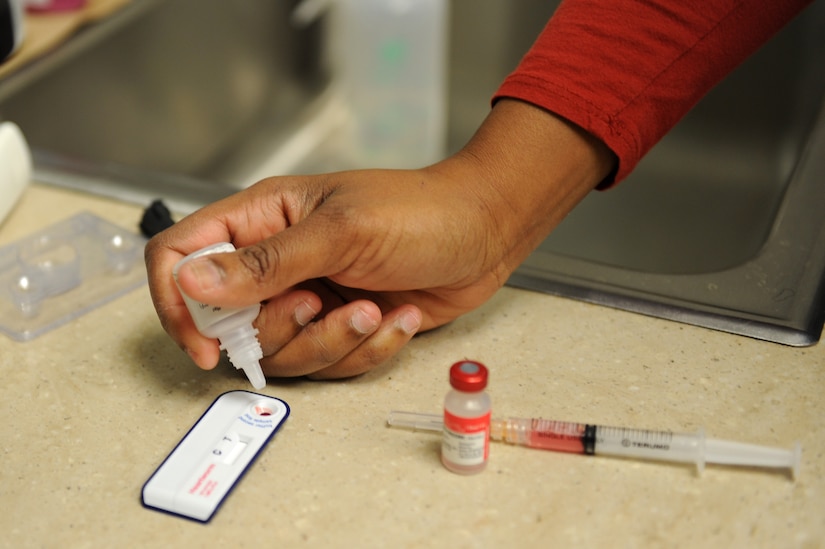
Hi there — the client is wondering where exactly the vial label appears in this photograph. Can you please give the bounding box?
[442,410,491,466]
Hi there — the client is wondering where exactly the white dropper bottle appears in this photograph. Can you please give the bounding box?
[173,242,266,390]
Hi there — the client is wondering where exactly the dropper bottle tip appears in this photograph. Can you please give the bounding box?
[219,324,266,390]
[242,362,267,390]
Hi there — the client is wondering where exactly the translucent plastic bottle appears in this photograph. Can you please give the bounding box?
[173,243,266,390]
[331,0,448,168]
[441,360,491,474]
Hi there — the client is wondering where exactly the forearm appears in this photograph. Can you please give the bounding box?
[495,0,814,185]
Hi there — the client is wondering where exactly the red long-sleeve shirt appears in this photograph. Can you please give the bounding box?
[493,0,815,186]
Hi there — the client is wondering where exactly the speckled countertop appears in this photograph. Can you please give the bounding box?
[1,183,823,548]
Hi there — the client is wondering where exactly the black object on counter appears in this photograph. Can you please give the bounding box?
[139,199,175,238]
[1,0,24,63]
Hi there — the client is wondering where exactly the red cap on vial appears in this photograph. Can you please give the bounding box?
[449,361,489,392]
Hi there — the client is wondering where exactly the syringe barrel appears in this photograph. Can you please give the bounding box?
[593,426,704,468]
[493,418,706,466]
[490,417,528,445]
[491,418,589,454]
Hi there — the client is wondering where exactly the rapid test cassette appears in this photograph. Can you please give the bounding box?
[142,391,289,522]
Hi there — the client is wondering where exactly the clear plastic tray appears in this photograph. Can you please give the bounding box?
[0,212,147,341]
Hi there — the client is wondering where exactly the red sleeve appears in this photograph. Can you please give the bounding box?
[493,0,814,186]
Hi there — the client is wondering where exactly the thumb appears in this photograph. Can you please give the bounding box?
[174,219,350,307]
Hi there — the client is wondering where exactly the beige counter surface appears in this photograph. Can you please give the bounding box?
[1,183,823,548]
[0,0,131,79]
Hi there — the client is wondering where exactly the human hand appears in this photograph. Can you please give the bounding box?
[144,99,615,379]
[145,164,510,379]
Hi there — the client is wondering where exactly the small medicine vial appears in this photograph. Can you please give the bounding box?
[441,360,491,474]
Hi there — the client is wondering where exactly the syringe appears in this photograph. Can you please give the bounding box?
[387,411,801,479]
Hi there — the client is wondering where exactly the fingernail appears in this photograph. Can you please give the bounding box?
[294,300,319,326]
[350,307,378,334]
[396,310,421,335]
[185,258,224,292]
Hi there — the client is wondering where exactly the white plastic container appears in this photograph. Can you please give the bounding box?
[331,0,448,168]
[173,243,266,390]
[0,121,31,225]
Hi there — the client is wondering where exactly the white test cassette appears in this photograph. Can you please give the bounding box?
[142,390,289,522]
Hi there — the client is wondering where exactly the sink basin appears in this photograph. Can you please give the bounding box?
[1,0,823,345]
[511,3,825,346]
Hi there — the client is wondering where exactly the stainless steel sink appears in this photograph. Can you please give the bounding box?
[1,0,822,345]
[509,3,825,346]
